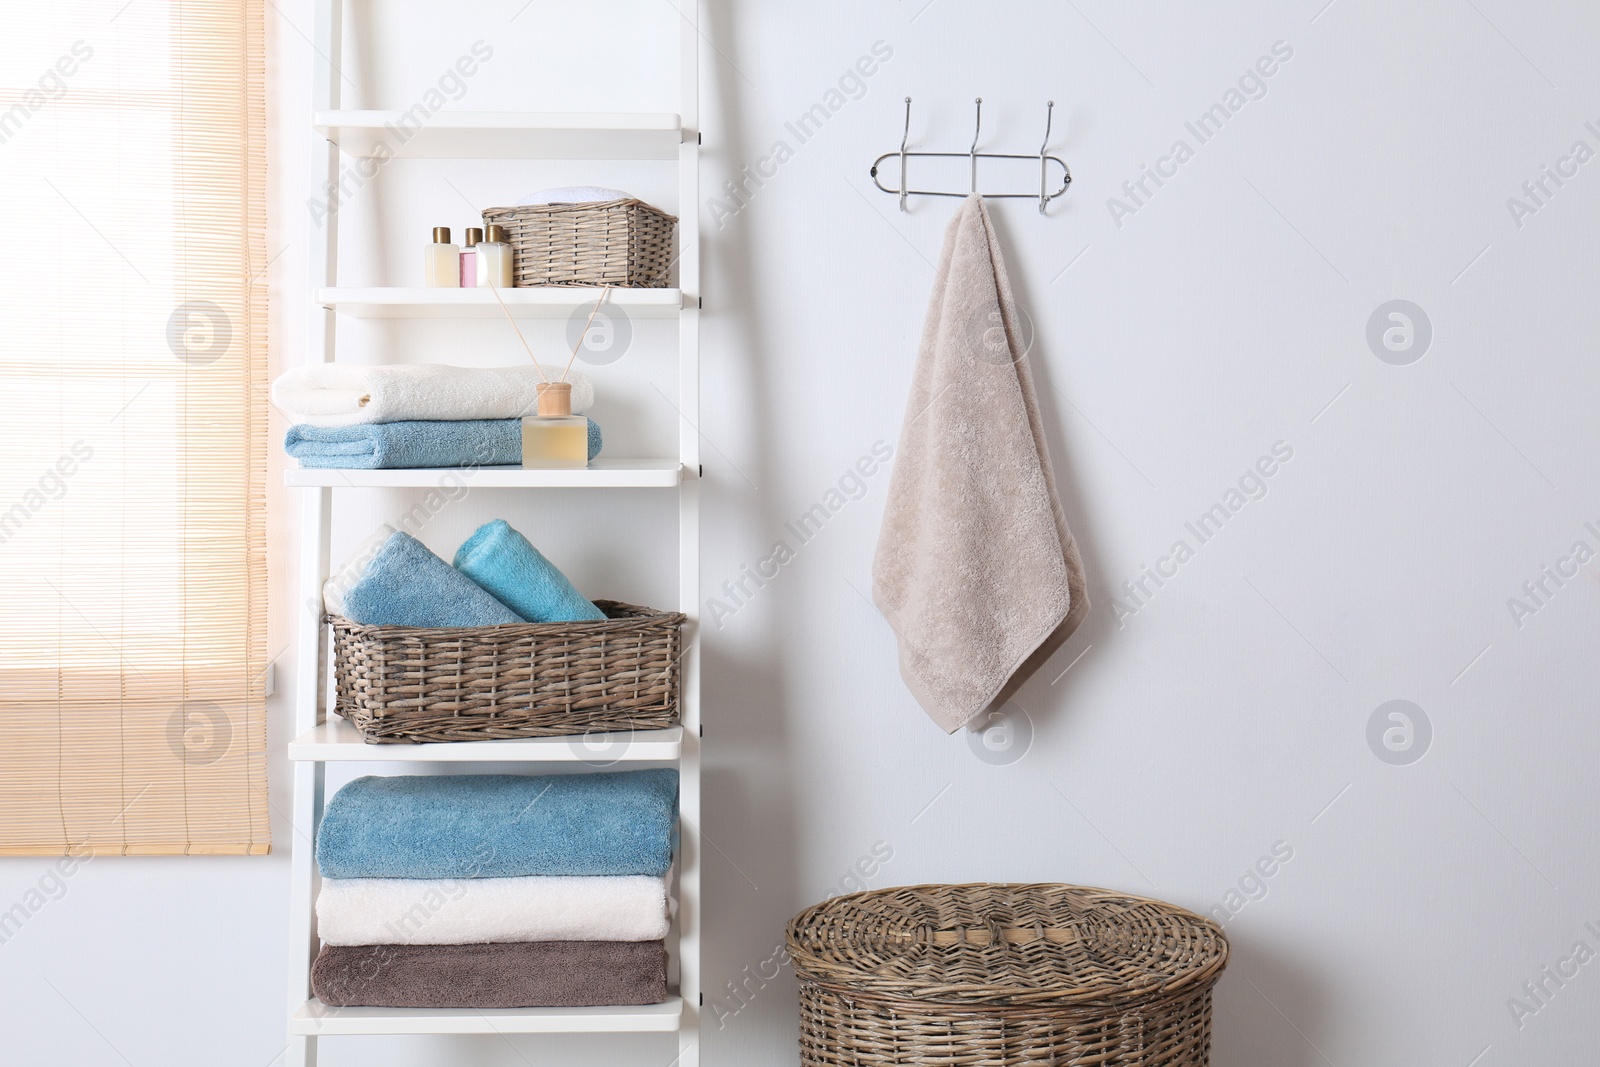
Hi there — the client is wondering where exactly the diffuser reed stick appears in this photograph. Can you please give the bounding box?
[559,286,613,384]
[487,282,549,384]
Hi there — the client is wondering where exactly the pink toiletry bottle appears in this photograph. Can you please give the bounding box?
[459,227,482,288]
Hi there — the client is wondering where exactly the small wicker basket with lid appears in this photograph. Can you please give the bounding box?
[785,883,1229,1067]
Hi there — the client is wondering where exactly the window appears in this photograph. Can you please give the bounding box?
[0,1,268,855]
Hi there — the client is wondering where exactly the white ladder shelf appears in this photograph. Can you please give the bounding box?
[286,4,701,1064]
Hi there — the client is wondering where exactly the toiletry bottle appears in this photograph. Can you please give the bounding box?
[459,227,482,288]
[477,223,514,287]
[425,227,459,287]
[521,382,589,469]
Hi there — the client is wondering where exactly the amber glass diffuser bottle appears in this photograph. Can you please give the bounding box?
[521,382,588,469]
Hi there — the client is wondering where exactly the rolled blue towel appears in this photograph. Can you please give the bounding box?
[453,519,606,623]
[342,530,521,628]
[316,769,679,879]
[285,418,602,469]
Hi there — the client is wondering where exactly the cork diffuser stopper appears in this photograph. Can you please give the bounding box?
[536,382,573,417]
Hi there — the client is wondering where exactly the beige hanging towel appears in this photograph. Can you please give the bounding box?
[872,195,1089,733]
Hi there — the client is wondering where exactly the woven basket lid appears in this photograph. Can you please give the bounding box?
[785,883,1229,1008]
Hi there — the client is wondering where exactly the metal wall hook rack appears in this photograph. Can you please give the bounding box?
[870,97,1071,214]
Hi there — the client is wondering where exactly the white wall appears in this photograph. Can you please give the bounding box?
[4,1,1598,1064]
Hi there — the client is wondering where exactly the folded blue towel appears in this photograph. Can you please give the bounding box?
[453,519,606,623]
[343,531,521,628]
[316,769,679,879]
[285,418,602,469]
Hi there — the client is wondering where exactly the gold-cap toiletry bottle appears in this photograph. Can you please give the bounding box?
[521,383,588,469]
[425,227,459,287]
[477,224,514,287]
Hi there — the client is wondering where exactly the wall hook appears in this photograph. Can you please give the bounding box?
[1038,101,1055,215]
[869,96,1073,213]
[970,97,983,194]
[899,96,912,213]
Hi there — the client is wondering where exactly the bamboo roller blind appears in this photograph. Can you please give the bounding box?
[0,1,269,855]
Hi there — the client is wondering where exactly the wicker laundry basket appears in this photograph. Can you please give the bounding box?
[481,199,676,288]
[786,883,1229,1067]
[328,600,686,743]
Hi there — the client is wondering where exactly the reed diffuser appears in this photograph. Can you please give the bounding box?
[488,284,611,469]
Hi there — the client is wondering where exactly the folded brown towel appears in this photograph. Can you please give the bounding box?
[873,194,1089,733]
[311,940,668,1008]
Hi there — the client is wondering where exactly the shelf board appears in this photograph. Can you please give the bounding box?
[290,996,682,1035]
[284,459,682,489]
[317,286,682,319]
[313,110,683,159]
[289,718,683,763]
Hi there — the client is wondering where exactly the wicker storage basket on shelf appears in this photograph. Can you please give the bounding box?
[481,199,677,288]
[328,600,686,743]
[786,883,1229,1067]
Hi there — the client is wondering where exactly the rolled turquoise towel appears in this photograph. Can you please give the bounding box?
[315,769,679,879]
[453,519,606,623]
[285,418,602,469]
[343,531,521,628]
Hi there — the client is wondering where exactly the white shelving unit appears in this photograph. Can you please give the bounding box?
[283,459,683,489]
[289,997,685,1036]
[288,720,685,763]
[315,286,683,319]
[287,5,700,1065]
[313,110,683,160]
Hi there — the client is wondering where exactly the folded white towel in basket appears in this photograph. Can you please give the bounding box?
[515,185,633,205]
[273,363,593,429]
[316,872,673,946]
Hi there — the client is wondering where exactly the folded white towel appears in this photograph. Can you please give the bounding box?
[273,364,594,429]
[315,873,672,946]
[515,185,633,206]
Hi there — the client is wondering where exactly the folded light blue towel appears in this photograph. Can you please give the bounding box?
[316,769,679,879]
[285,418,602,469]
[343,531,521,628]
[453,519,606,623]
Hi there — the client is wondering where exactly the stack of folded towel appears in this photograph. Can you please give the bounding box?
[312,768,679,1009]
[273,363,602,469]
[327,519,606,626]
